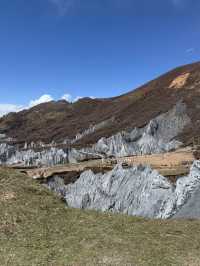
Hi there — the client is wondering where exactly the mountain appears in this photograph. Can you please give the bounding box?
[1,61,200,148]
[1,61,200,222]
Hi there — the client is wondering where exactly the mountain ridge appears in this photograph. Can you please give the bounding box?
[1,61,200,147]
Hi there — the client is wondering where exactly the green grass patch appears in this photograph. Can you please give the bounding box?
[0,168,200,265]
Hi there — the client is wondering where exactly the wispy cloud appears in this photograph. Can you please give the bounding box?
[49,0,77,15]
[29,94,53,107]
[171,0,181,6]
[170,0,189,8]
[186,48,195,54]
[48,0,131,16]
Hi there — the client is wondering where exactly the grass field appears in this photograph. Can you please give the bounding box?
[1,167,200,266]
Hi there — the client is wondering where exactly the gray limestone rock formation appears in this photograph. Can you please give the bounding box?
[159,160,200,218]
[0,102,191,167]
[173,186,200,219]
[0,144,69,167]
[69,102,190,162]
[46,161,200,219]
[171,161,200,219]
[64,164,175,218]
[7,147,69,167]
[46,175,66,198]
[0,143,15,163]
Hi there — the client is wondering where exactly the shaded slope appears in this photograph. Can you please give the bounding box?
[1,61,200,146]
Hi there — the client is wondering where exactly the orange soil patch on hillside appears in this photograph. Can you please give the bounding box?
[169,73,190,89]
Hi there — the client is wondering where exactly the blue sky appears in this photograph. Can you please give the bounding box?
[0,0,199,115]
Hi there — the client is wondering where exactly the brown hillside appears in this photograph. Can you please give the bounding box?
[0,61,200,147]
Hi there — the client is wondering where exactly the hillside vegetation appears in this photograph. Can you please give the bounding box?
[1,168,200,265]
[1,61,200,147]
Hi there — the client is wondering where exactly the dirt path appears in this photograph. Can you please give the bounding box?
[16,147,194,179]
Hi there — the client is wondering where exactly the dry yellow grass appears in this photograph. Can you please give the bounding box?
[0,191,16,202]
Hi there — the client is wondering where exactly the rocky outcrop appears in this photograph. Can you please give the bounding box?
[0,143,15,163]
[46,161,200,219]
[0,144,69,167]
[12,148,68,167]
[0,102,190,167]
[171,161,200,219]
[64,164,175,218]
[159,160,200,218]
[173,186,200,219]
[65,117,115,145]
[46,175,67,198]
[68,102,190,162]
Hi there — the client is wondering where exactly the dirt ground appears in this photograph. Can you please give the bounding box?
[19,147,195,180]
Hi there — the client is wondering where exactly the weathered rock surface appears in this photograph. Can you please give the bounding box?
[159,160,200,218]
[172,161,200,219]
[69,102,190,162]
[64,164,175,218]
[46,161,200,219]
[0,143,15,163]
[173,186,200,219]
[0,102,190,167]
[0,144,68,167]
[46,175,67,198]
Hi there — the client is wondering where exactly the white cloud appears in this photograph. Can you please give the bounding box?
[0,93,95,117]
[62,93,72,102]
[29,94,53,108]
[0,94,54,118]
[0,104,23,117]
[73,96,82,102]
